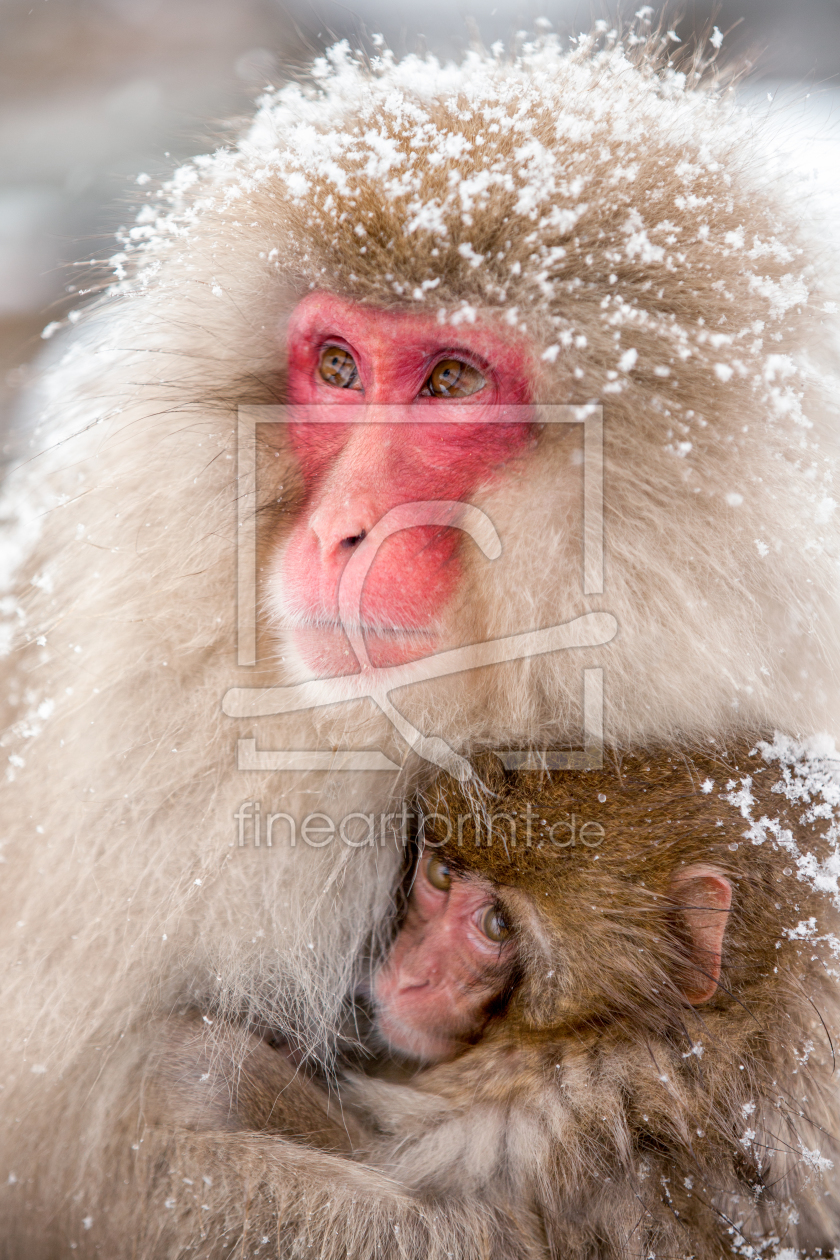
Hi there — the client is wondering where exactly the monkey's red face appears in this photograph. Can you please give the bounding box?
[277,293,535,675]
[373,852,517,1063]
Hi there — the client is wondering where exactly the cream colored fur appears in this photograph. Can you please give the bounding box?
[0,27,838,1258]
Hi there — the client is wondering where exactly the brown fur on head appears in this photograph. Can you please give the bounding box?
[421,744,795,1035]
[351,741,840,1255]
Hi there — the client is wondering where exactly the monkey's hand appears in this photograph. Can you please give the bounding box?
[150,1011,365,1153]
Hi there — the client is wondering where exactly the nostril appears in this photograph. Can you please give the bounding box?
[341,529,367,549]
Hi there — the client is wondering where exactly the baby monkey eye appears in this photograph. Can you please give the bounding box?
[425,854,452,891]
[479,905,511,944]
[422,359,486,398]
[318,345,362,390]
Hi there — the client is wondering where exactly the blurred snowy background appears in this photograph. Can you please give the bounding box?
[1,0,839,444]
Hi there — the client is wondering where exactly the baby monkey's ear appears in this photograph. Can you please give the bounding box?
[668,865,733,1005]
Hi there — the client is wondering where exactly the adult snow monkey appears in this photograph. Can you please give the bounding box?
[2,21,840,1260]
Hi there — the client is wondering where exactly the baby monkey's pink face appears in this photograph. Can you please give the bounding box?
[372,849,733,1066]
[373,852,518,1064]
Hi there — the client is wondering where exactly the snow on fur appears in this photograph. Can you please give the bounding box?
[10,29,838,745]
[1,28,840,1258]
[732,734,840,960]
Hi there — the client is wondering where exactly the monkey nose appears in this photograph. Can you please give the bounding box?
[309,500,375,557]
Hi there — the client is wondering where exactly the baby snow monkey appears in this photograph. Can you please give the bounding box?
[356,744,840,1259]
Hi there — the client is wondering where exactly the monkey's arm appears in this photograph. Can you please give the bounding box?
[140,1015,542,1260]
[139,1128,541,1260]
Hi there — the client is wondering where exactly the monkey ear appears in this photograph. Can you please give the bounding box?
[668,865,733,1005]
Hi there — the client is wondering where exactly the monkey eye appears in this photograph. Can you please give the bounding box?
[421,359,486,398]
[425,854,452,891]
[318,345,362,390]
[479,905,511,944]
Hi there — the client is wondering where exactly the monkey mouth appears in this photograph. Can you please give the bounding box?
[285,615,440,675]
[287,612,435,639]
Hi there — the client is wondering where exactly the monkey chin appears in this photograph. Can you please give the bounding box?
[375,1008,465,1065]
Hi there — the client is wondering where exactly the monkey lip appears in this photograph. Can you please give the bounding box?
[290,613,434,637]
[290,619,439,674]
